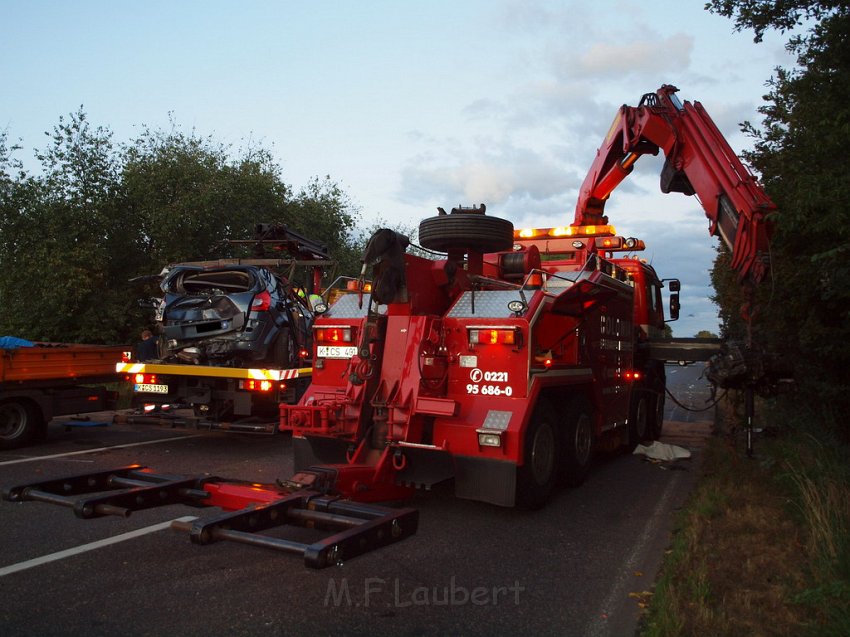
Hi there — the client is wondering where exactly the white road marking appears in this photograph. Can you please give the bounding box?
[0,515,198,577]
[0,434,206,467]
[584,470,684,637]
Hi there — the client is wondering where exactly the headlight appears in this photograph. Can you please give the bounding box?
[476,429,503,447]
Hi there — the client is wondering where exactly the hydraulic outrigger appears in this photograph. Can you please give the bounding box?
[2,464,417,568]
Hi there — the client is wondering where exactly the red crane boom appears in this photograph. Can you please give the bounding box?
[574,84,776,283]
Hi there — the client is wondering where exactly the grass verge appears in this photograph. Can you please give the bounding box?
[641,397,850,637]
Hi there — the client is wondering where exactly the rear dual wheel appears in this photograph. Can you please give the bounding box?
[516,396,594,508]
[561,397,594,487]
[516,400,559,509]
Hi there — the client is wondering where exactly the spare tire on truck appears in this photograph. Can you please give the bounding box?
[418,205,514,254]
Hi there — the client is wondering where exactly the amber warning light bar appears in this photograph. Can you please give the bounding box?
[515,224,616,239]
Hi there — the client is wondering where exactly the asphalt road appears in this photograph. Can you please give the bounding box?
[664,362,714,424]
[0,365,711,637]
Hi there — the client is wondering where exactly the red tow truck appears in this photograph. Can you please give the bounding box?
[3,85,776,565]
[281,217,671,508]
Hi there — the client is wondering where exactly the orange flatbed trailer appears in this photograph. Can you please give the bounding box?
[0,343,127,448]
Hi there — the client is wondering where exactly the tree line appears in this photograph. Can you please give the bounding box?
[707,1,850,427]
[0,111,366,345]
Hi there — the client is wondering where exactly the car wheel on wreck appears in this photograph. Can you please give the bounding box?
[270,330,294,368]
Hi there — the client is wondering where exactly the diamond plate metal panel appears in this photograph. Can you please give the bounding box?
[327,294,386,319]
[446,291,522,318]
[482,410,512,431]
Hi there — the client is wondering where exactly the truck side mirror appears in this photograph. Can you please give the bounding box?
[667,279,681,292]
[669,293,680,321]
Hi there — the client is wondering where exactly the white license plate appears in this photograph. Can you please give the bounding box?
[316,345,358,359]
[134,383,169,394]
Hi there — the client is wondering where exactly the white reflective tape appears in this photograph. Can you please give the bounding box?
[115,362,145,373]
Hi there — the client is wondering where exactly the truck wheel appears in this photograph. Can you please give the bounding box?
[516,400,560,509]
[418,213,514,254]
[0,399,39,450]
[628,391,650,449]
[649,384,665,440]
[561,397,594,487]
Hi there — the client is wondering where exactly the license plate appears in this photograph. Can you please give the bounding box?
[316,345,358,359]
[134,383,169,394]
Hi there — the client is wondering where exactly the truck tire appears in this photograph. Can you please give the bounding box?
[561,397,594,487]
[418,213,514,254]
[628,390,650,450]
[0,399,40,450]
[516,399,560,509]
[648,383,665,440]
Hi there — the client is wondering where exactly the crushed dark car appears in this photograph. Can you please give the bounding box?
[156,264,312,367]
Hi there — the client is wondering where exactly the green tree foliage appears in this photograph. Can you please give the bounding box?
[0,110,129,342]
[122,125,295,267]
[0,113,361,345]
[694,329,719,339]
[288,176,361,274]
[706,1,850,416]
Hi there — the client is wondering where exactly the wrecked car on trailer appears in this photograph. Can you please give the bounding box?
[155,263,312,368]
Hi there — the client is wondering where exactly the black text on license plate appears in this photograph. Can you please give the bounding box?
[134,383,168,394]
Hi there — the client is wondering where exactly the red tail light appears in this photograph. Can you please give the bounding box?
[242,379,275,392]
[468,328,517,345]
[251,291,271,312]
[315,326,353,344]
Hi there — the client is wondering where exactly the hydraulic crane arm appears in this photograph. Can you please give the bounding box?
[574,84,776,283]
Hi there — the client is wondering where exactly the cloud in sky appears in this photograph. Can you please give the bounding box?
[400,140,579,213]
[562,33,694,79]
[395,7,701,217]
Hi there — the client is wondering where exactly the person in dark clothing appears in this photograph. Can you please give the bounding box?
[136,329,158,362]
